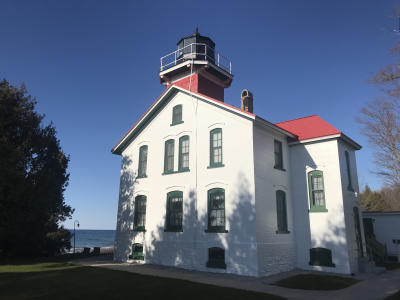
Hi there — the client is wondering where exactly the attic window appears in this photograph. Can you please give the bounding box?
[171,105,183,126]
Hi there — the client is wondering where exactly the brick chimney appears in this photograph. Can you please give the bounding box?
[241,89,253,113]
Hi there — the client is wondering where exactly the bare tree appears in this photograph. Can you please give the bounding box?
[359,43,400,186]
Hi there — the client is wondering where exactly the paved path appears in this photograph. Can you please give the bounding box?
[72,256,400,300]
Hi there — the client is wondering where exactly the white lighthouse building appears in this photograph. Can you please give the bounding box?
[112,31,366,277]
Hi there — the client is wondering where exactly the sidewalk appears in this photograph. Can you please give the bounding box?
[72,256,400,300]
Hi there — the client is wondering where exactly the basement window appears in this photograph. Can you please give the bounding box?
[309,247,335,267]
[206,247,226,269]
[129,243,144,260]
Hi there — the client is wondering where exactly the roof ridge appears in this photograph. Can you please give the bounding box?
[276,114,319,124]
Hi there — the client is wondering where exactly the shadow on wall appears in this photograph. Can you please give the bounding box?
[144,190,207,269]
[143,172,258,276]
[114,155,137,261]
[310,217,348,270]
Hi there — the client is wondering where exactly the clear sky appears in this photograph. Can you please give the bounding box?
[1,0,399,229]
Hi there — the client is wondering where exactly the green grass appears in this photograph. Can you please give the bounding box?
[274,274,360,291]
[0,259,284,300]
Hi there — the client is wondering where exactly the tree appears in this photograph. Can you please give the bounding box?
[358,42,400,186]
[360,185,392,211]
[0,79,73,257]
[360,184,400,211]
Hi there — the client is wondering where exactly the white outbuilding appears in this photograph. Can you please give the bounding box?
[112,31,367,277]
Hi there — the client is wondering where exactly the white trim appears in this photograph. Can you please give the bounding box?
[165,185,186,192]
[288,133,361,150]
[208,122,225,129]
[112,85,295,154]
[289,134,341,145]
[254,116,296,138]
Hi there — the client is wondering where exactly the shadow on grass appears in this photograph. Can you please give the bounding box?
[0,265,285,300]
[274,274,360,291]
[385,290,400,300]
[0,252,111,265]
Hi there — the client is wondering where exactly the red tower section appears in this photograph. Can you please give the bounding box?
[159,30,233,102]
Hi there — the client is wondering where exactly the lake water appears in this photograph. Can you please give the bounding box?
[68,229,115,248]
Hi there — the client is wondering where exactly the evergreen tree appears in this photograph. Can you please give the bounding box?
[360,184,397,211]
[0,79,73,257]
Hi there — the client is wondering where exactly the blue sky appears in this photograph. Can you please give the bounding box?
[1,0,399,229]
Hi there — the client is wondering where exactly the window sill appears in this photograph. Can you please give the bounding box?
[309,261,336,268]
[136,175,147,179]
[162,169,190,176]
[132,227,146,232]
[206,261,226,269]
[309,208,328,213]
[164,229,183,232]
[274,166,286,171]
[129,255,144,260]
[207,164,225,169]
[205,229,229,233]
[170,120,184,126]
[276,230,291,234]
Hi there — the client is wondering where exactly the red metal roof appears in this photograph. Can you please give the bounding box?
[275,115,341,141]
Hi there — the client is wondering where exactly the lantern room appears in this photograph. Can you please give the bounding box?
[159,29,233,94]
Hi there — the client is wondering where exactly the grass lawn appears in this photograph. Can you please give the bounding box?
[274,274,360,291]
[0,258,284,300]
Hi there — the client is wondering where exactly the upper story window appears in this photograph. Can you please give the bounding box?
[345,151,353,191]
[276,190,289,234]
[308,170,328,212]
[206,188,228,233]
[164,139,175,174]
[274,140,284,170]
[171,105,183,126]
[165,191,183,232]
[179,135,190,172]
[209,128,223,168]
[133,195,147,231]
[137,145,148,178]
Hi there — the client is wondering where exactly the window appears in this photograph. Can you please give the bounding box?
[171,104,183,125]
[133,195,147,231]
[165,191,183,232]
[129,243,144,260]
[276,190,289,233]
[308,170,327,212]
[137,145,148,178]
[179,136,190,172]
[274,140,284,170]
[345,151,353,191]
[209,128,223,168]
[206,188,227,233]
[206,247,226,269]
[164,139,175,173]
[309,247,335,267]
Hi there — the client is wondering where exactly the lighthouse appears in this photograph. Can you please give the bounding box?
[159,29,233,101]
